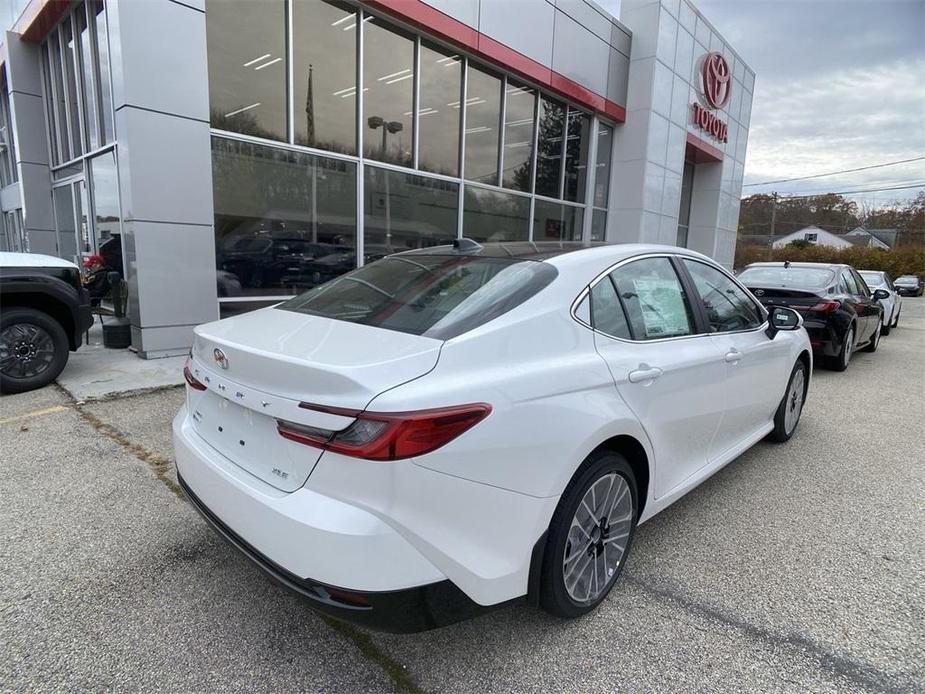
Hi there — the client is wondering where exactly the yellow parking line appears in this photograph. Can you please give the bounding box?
[0,404,70,425]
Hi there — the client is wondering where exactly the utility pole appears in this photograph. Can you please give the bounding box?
[768,192,778,260]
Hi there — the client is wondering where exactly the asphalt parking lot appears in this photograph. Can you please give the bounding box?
[2,299,923,693]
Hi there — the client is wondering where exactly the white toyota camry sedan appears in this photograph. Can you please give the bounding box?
[174,241,811,632]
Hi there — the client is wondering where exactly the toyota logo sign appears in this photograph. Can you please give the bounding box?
[701,52,731,109]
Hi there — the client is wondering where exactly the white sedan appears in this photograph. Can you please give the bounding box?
[859,270,902,335]
[174,242,811,632]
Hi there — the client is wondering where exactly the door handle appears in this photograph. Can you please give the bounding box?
[724,349,742,363]
[628,366,663,383]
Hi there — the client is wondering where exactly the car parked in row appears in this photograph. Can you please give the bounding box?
[175,242,810,632]
[858,270,902,335]
[893,275,923,297]
[737,261,885,371]
[0,252,94,393]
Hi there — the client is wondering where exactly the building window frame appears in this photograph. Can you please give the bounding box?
[207,0,619,306]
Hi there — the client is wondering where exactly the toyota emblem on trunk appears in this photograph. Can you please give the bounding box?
[753,289,765,296]
[213,348,229,369]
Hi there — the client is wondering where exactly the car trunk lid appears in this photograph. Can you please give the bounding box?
[187,307,442,491]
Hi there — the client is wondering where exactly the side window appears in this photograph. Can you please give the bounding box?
[843,271,860,296]
[884,275,894,290]
[611,257,695,340]
[683,259,763,332]
[852,270,870,295]
[589,277,631,339]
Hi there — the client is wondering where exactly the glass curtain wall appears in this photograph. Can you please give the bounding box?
[205,0,615,302]
[40,1,120,265]
[42,1,115,167]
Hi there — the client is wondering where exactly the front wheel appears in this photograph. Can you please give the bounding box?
[540,451,638,618]
[0,308,70,394]
[863,319,881,353]
[768,360,807,442]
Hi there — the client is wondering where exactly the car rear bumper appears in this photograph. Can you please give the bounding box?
[177,471,493,632]
[801,319,841,357]
[173,405,502,632]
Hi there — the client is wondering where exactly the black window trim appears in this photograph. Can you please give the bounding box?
[572,252,770,342]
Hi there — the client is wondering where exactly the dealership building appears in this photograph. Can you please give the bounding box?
[0,0,754,357]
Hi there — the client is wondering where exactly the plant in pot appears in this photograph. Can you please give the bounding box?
[102,272,132,349]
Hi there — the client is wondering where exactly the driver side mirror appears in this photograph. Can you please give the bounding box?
[766,306,803,339]
[872,289,890,301]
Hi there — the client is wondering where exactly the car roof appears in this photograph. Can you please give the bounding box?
[743,261,847,270]
[0,251,78,269]
[397,241,714,266]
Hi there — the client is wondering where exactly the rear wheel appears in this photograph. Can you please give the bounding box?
[540,451,637,618]
[0,308,70,394]
[768,360,807,442]
[827,325,853,372]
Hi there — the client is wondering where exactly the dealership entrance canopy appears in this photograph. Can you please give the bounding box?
[0,0,753,357]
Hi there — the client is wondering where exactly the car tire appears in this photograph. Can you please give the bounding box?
[0,307,70,394]
[768,359,807,443]
[827,325,853,372]
[539,451,638,619]
[863,319,881,353]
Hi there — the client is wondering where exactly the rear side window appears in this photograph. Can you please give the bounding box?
[611,257,695,340]
[279,254,557,340]
[589,277,631,339]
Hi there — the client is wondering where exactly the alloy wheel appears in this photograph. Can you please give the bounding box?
[562,473,634,604]
[0,323,57,379]
[784,368,805,435]
[842,328,853,369]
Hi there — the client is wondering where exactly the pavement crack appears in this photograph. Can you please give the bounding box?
[626,576,918,693]
[318,615,424,694]
[56,384,182,498]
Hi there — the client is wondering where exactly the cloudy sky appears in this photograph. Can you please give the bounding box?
[601,0,925,205]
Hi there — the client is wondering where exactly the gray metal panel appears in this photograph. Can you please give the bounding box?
[552,10,609,96]
[108,0,209,122]
[478,0,555,67]
[3,30,42,96]
[26,229,58,255]
[555,0,613,45]
[610,23,632,57]
[419,0,479,29]
[18,162,55,231]
[606,48,629,106]
[115,107,213,226]
[128,220,218,327]
[0,182,22,211]
[9,91,48,167]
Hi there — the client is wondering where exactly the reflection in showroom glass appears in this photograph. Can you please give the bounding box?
[211,137,357,297]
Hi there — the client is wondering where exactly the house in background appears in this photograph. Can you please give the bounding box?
[770,225,854,249]
[844,227,897,250]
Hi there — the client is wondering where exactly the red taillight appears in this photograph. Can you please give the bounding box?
[277,403,492,461]
[808,300,841,313]
[183,358,206,391]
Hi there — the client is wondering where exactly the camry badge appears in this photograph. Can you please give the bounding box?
[213,348,229,370]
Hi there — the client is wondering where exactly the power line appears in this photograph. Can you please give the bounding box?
[778,182,925,198]
[743,156,925,187]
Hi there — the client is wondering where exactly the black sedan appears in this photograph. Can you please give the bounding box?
[894,275,924,297]
[738,262,887,371]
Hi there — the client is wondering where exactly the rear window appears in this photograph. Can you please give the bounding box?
[859,272,883,286]
[896,276,917,284]
[279,254,557,340]
[738,266,836,288]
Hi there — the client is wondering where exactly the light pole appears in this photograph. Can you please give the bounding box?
[367,117,403,249]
